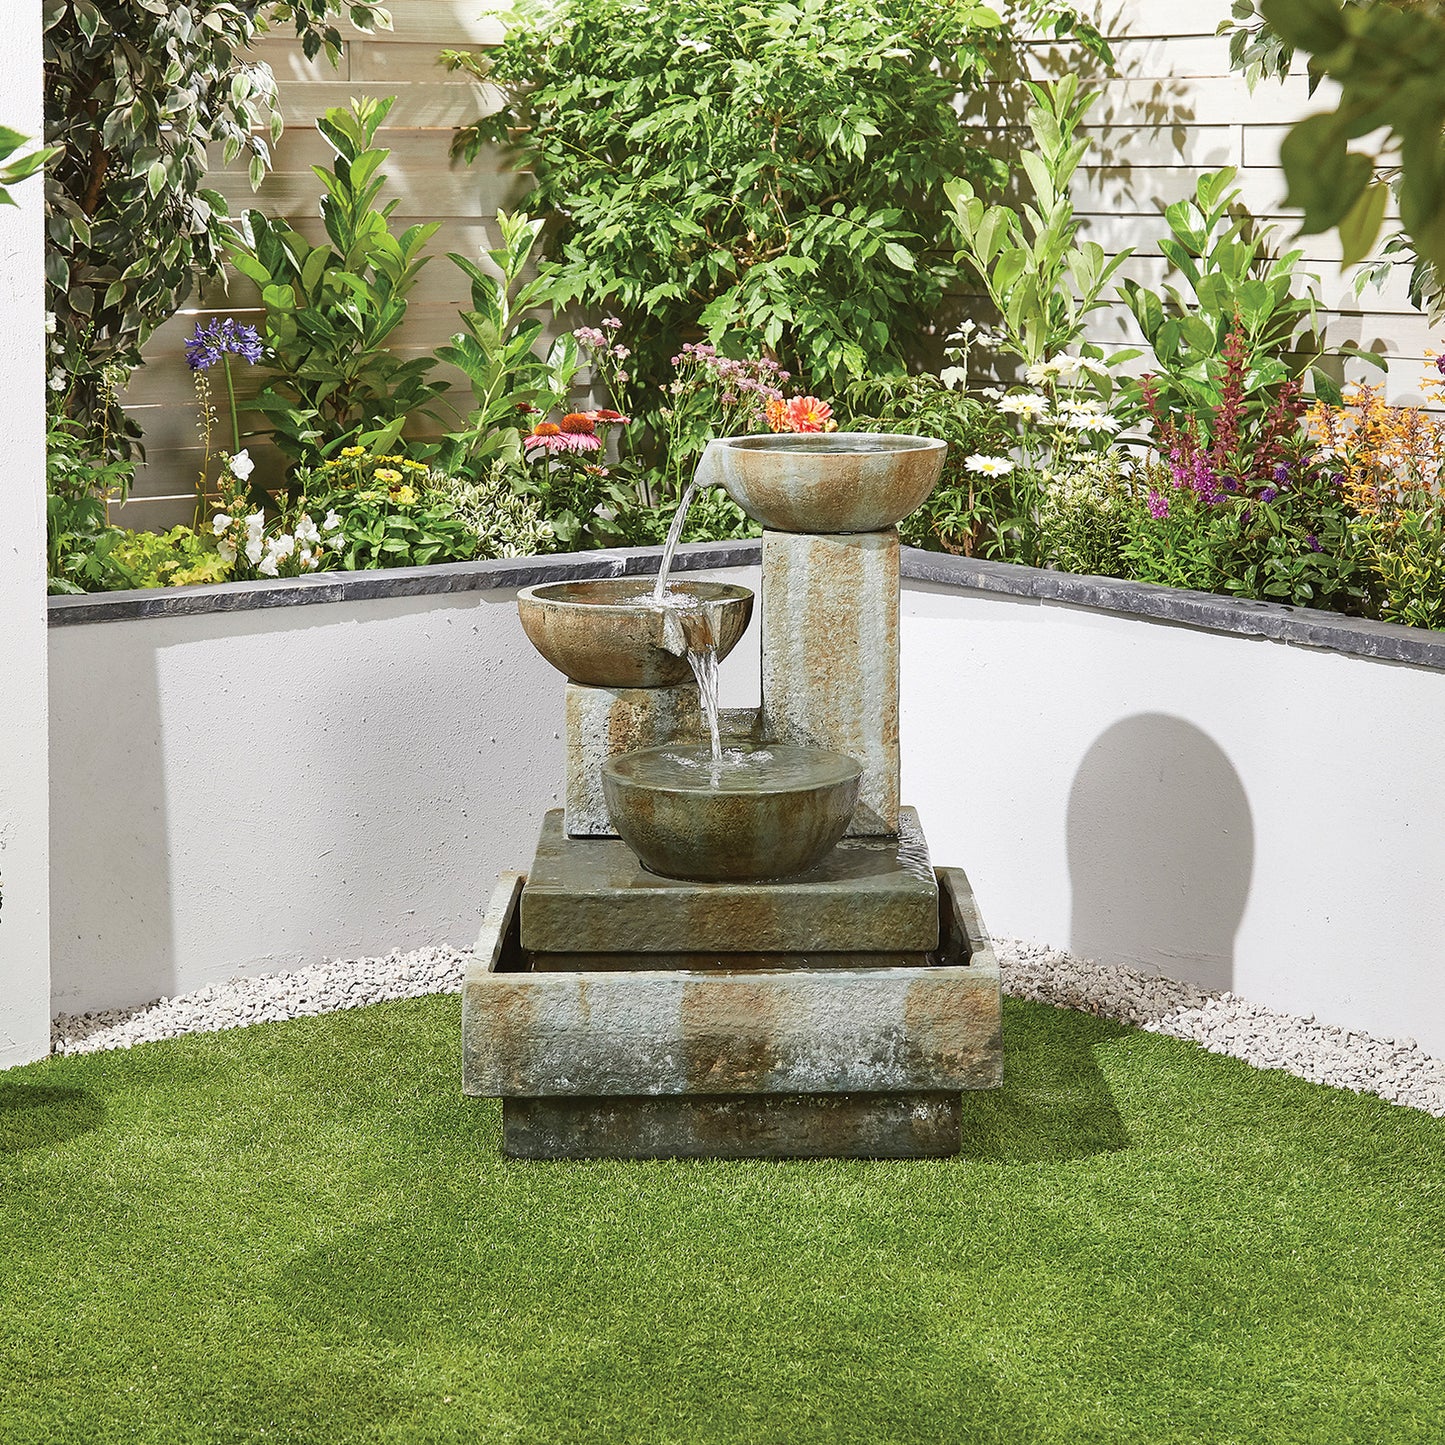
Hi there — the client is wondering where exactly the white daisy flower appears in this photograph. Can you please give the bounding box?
[965,454,1016,477]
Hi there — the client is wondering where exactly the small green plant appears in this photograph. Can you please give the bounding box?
[45,414,134,594]
[435,211,581,477]
[1037,450,1133,579]
[945,78,1134,369]
[1118,168,1378,428]
[423,467,556,559]
[229,97,445,460]
[294,449,478,570]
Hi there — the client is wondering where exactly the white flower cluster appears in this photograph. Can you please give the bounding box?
[211,448,345,577]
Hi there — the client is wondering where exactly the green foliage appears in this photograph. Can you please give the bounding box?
[42,0,390,446]
[1257,0,1445,274]
[45,415,134,593]
[422,466,559,559]
[1037,451,1133,578]
[435,211,581,476]
[451,0,1107,394]
[1118,168,1375,426]
[0,126,57,207]
[839,374,1016,555]
[1110,451,1369,613]
[946,78,1133,367]
[1356,505,1445,629]
[230,98,444,460]
[110,526,232,588]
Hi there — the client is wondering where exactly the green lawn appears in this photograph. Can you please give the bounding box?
[2,995,1442,1444]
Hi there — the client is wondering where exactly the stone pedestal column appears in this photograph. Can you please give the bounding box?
[564,682,703,837]
[761,528,899,836]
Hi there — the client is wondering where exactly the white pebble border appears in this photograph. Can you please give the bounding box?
[47,939,1445,1118]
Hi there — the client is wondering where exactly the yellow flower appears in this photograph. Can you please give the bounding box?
[373,467,403,484]
[393,484,418,506]
[341,446,365,458]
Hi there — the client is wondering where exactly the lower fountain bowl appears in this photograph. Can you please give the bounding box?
[518,579,754,688]
[602,742,862,881]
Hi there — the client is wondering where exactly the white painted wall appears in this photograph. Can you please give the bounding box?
[0,4,52,1067]
[47,566,761,1013]
[901,581,1445,1056]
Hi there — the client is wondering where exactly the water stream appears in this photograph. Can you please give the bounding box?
[652,441,727,765]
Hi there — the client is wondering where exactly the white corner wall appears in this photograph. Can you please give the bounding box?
[901,582,1445,1056]
[47,566,761,1014]
[0,5,52,1067]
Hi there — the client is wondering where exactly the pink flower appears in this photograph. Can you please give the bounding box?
[1146,488,1170,519]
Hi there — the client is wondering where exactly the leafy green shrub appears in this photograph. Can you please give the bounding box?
[451,0,1106,395]
[423,468,557,559]
[1119,167,1379,429]
[109,526,232,589]
[1037,451,1133,578]
[42,0,387,445]
[229,98,445,460]
[946,78,1134,369]
[435,210,581,477]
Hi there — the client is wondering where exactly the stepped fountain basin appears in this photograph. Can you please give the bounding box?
[713,432,947,534]
[517,579,754,688]
[602,742,861,881]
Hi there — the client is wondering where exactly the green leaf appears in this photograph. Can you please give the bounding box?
[1339,178,1389,267]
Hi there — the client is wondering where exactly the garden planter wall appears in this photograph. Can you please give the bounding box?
[46,543,1445,1058]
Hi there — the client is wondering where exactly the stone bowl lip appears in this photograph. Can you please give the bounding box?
[517,578,755,613]
[603,742,863,798]
[717,431,947,457]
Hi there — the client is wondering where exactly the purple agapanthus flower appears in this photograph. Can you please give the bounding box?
[1260,486,1279,504]
[1306,533,1322,553]
[186,317,264,372]
[1273,463,1291,486]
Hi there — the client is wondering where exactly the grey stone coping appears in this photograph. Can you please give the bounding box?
[44,537,1445,670]
[44,540,760,627]
[901,551,1445,670]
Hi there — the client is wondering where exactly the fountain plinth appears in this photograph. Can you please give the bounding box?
[463,431,1002,1159]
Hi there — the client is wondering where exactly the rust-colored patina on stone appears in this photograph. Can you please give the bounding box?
[463,868,999,1096]
[601,742,861,880]
[518,807,939,955]
[517,578,754,688]
[713,432,946,535]
[762,528,900,835]
[564,682,704,837]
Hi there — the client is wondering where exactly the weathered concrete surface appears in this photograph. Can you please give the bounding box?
[519,807,938,954]
[502,1092,962,1159]
[518,578,753,688]
[762,529,899,835]
[464,864,998,1100]
[714,433,946,535]
[602,742,860,880]
[564,682,703,837]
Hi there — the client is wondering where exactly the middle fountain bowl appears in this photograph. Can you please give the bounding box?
[517,578,754,688]
[602,742,862,881]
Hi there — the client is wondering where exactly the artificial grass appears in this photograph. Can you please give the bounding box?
[1,997,1442,1445]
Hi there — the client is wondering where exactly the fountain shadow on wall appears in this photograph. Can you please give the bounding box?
[1066,714,1254,995]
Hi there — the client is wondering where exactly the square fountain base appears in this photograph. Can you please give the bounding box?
[462,823,1003,1160]
[502,1092,962,1160]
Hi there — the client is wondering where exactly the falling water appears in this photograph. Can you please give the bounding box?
[685,621,722,767]
[652,440,722,605]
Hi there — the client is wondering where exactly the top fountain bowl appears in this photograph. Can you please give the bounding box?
[517,578,754,688]
[712,432,947,534]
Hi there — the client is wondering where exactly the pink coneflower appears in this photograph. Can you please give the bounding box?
[524,421,572,455]
[586,408,631,427]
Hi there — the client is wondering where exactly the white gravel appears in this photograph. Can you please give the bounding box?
[48,939,1445,1119]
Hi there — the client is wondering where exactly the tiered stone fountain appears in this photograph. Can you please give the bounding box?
[463,434,1003,1159]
